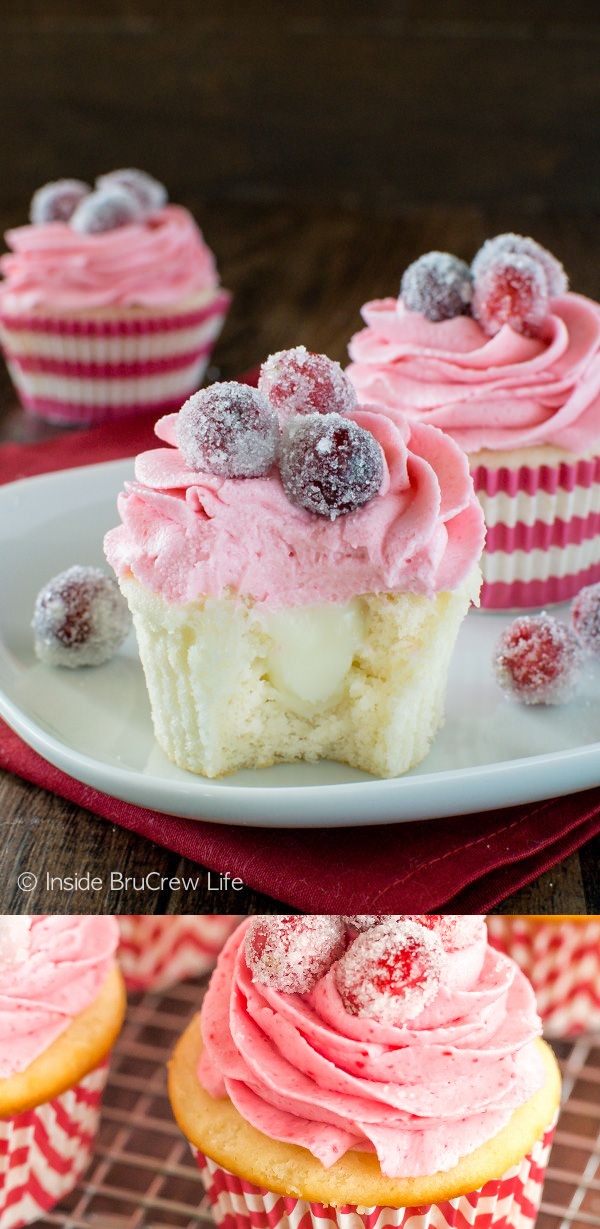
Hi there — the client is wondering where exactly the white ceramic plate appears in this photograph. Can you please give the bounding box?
[1,459,599,827]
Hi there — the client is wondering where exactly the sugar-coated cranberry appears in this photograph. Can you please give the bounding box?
[571,582,600,656]
[343,915,384,932]
[29,179,91,225]
[177,383,279,478]
[32,566,131,668]
[400,251,473,322]
[408,915,484,950]
[280,413,384,520]
[335,919,444,1025]
[258,346,357,421]
[70,187,143,233]
[472,252,549,337]
[494,613,582,705]
[96,168,167,215]
[245,916,347,993]
[472,233,568,299]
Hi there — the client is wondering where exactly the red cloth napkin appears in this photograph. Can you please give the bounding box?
[2,407,599,911]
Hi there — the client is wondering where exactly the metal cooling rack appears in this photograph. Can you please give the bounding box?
[37,978,600,1229]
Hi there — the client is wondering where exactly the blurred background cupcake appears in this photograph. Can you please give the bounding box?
[487,915,600,1037]
[0,168,230,426]
[0,915,125,1229]
[118,914,241,991]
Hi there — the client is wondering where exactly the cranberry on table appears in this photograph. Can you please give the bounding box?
[259,346,357,420]
[571,582,600,656]
[280,412,384,520]
[400,251,473,321]
[32,565,130,668]
[335,919,444,1025]
[96,168,168,215]
[472,232,568,299]
[70,187,143,234]
[494,613,582,705]
[245,916,347,993]
[29,179,91,225]
[177,383,280,478]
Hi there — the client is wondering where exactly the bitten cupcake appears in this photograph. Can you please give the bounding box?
[169,915,561,1229]
[104,348,484,779]
[0,169,230,425]
[0,916,125,1229]
[487,915,600,1037]
[348,235,600,609]
[118,915,241,991]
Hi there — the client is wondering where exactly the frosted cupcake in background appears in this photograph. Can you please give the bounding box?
[105,348,484,779]
[0,169,231,425]
[169,914,561,1229]
[0,916,125,1229]
[348,235,600,609]
[487,915,600,1037]
[118,915,241,991]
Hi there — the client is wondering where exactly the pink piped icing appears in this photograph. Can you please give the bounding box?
[0,916,119,1078]
[104,403,485,608]
[0,206,219,312]
[348,294,600,454]
[197,919,546,1179]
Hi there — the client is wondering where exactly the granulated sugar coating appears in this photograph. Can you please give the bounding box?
[280,412,384,519]
[177,383,279,478]
[409,915,484,950]
[71,186,143,234]
[96,168,167,215]
[258,346,358,420]
[29,178,90,225]
[335,919,444,1025]
[32,565,131,667]
[571,582,600,656]
[494,612,582,705]
[400,251,473,322]
[343,915,384,932]
[472,232,568,299]
[472,251,549,337]
[245,916,346,994]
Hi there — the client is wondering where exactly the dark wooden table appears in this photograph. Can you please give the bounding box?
[1,199,599,914]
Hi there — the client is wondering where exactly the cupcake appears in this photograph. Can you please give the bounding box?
[0,915,125,1229]
[168,915,561,1229]
[104,348,484,779]
[118,915,241,991]
[487,915,600,1037]
[0,169,231,425]
[348,235,600,609]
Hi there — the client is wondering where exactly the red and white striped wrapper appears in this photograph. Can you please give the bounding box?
[192,1119,556,1229]
[0,1058,108,1229]
[118,916,241,992]
[487,917,600,1037]
[0,288,231,425]
[472,452,600,610]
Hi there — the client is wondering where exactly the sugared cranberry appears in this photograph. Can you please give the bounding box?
[280,413,384,520]
[335,919,443,1025]
[472,252,549,337]
[571,583,600,656]
[245,916,346,993]
[408,915,484,950]
[343,915,384,932]
[177,383,279,478]
[494,613,582,705]
[258,346,357,421]
[32,566,130,668]
[96,168,167,215]
[472,233,568,299]
[400,251,472,322]
[71,187,143,233]
[30,179,91,225]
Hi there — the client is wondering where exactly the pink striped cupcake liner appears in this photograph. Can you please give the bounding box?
[472,453,600,610]
[0,288,231,426]
[0,1058,108,1229]
[192,1120,556,1229]
[487,917,600,1038]
[118,916,241,992]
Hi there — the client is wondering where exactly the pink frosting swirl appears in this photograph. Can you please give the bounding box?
[0,206,219,312]
[104,404,484,607]
[0,916,119,1078]
[348,294,600,453]
[198,920,545,1179]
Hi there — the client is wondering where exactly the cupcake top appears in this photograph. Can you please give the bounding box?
[0,915,119,1078]
[197,915,546,1180]
[0,169,221,312]
[348,234,600,454]
[104,348,485,608]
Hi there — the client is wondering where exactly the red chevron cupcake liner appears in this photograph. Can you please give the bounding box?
[471,452,600,609]
[487,917,600,1037]
[118,916,241,991]
[0,1058,108,1229]
[0,289,231,425]
[192,1120,556,1229]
